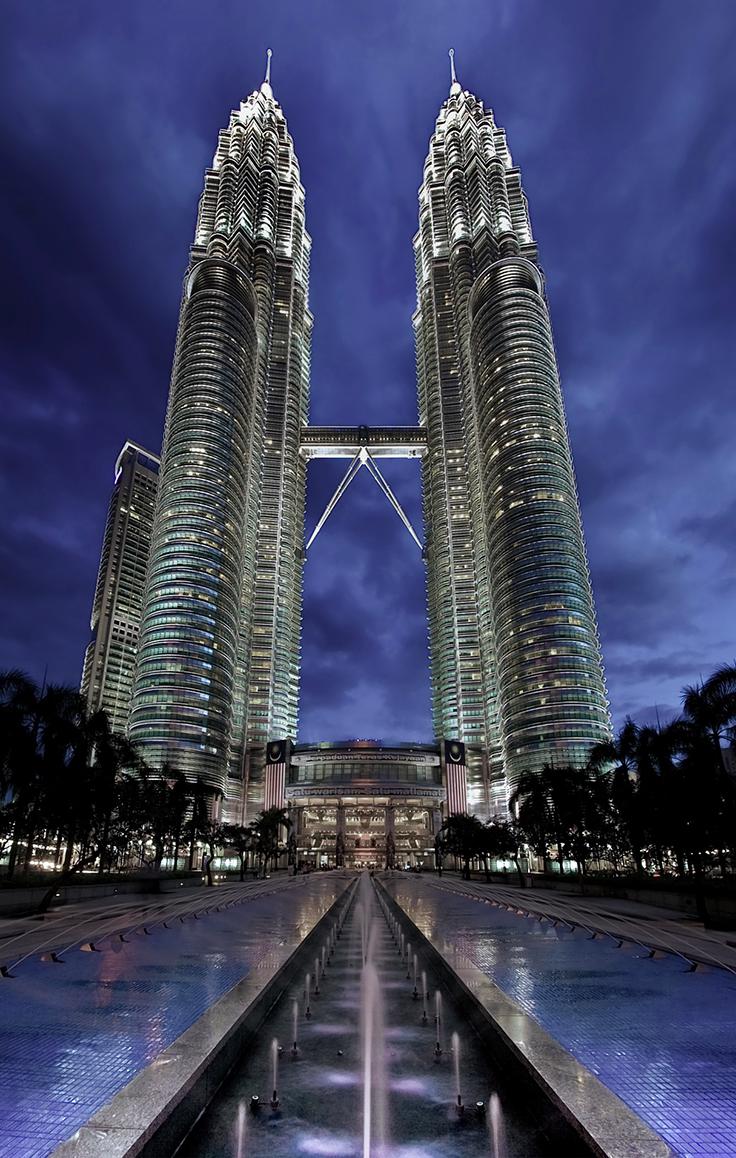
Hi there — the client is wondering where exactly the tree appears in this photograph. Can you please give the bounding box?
[85,710,142,874]
[0,671,49,877]
[509,769,553,870]
[0,670,39,800]
[33,693,115,913]
[511,763,607,877]
[0,803,15,864]
[591,718,644,873]
[222,824,253,881]
[682,666,736,881]
[139,764,189,873]
[683,664,736,775]
[483,818,528,886]
[186,778,214,871]
[200,821,225,887]
[439,813,486,880]
[31,685,92,884]
[249,807,291,875]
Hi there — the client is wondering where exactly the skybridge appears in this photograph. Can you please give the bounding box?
[299,425,427,460]
[300,425,427,552]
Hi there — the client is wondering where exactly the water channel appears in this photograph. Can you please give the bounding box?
[180,872,555,1157]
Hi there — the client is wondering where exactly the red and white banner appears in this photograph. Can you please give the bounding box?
[445,762,468,815]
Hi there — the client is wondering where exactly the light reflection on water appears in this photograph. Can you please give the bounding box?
[390,1077,428,1095]
[297,1134,356,1156]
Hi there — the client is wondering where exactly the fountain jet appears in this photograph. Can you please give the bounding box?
[434,991,443,1058]
[451,1031,463,1114]
[270,1037,280,1110]
[359,875,389,1157]
[291,997,299,1056]
[488,1092,507,1157]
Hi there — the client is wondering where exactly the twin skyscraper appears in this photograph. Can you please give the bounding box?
[84,52,610,825]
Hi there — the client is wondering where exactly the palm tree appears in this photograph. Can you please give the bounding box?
[0,669,39,794]
[591,718,645,874]
[547,765,593,873]
[511,764,600,875]
[589,717,639,778]
[250,807,291,875]
[680,666,736,881]
[26,684,89,879]
[483,818,527,886]
[33,692,118,913]
[0,670,44,876]
[85,709,141,874]
[683,664,736,762]
[186,778,214,870]
[509,768,553,871]
[139,764,188,872]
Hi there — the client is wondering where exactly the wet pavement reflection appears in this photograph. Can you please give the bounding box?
[0,876,345,1158]
[384,875,736,1158]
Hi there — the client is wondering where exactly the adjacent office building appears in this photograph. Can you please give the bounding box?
[81,441,160,734]
[82,54,610,836]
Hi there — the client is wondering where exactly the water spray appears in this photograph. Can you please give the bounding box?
[452,1031,463,1114]
[270,1037,280,1110]
[291,998,299,1056]
[488,1092,505,1157]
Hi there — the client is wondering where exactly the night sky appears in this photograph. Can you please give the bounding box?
[1,1,735,744]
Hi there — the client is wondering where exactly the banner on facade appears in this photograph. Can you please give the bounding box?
[266,738,291,765]
[445,739,466,766]
[443,738,468,815]
[264,738,291,810]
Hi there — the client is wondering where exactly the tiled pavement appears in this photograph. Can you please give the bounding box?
[0,876,346,1158]
[384,875,736,1158]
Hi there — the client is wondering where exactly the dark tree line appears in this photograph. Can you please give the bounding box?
[0,670,291,905]
[4,662,736,904]
[438,664,736,898]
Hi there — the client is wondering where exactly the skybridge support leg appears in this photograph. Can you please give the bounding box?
[305,446,424,553]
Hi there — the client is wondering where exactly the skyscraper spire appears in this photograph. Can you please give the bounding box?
[448,47,461,94]
[415,69,611,810]
[130,69,312,811]
[261,47,273,96]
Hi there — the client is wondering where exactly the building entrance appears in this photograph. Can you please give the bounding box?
[284,741,445,869]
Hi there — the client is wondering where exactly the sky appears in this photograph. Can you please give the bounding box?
[1,0,735,743]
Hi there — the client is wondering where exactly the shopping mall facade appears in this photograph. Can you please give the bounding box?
[276,740,466,869]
